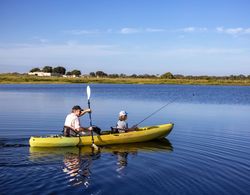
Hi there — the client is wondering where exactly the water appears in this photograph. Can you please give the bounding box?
[0,84,250,194]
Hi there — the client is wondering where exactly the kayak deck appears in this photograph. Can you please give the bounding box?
[29,123,174,147]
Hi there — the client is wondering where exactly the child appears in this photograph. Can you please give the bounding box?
[116,110,128,132]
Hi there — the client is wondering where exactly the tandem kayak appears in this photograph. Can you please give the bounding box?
[29,123,174,147]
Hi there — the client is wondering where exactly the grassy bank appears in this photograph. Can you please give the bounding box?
[0,73,250,86]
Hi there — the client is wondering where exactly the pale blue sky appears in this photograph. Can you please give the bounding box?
[0,0,250,75]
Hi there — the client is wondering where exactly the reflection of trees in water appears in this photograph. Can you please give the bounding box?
[63,149,100,188]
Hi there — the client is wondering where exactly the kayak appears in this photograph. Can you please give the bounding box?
[29,123,174,147]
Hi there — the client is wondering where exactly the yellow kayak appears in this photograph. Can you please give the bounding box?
[29,123,174,147]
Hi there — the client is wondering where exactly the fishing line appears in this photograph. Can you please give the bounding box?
[133,98,177,127]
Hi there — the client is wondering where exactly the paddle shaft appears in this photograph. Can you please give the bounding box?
[88,100,93,126]
[87,99,94,143]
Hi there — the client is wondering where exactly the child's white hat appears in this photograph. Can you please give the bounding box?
[119,110,128,116]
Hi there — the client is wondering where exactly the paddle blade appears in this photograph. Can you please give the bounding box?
[92,143,98,150]
[87,85,91,100]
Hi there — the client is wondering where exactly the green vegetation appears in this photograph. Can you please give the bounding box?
[30,66,77,75]
[66,70,81,76]
[1,73,250,86]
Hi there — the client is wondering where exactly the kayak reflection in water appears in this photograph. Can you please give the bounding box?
[63,148,100,188]
[29,139,173,187]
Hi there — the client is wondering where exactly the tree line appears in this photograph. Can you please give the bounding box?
[30,66,81,76]
[29,66,250,80]
[89,71,250,80]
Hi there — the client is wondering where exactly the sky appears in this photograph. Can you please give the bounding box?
[0,0,250,76]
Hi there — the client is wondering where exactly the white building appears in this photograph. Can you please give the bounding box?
[63,74,77,78]
[28,72,60,76]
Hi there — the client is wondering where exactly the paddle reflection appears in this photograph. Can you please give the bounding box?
[62,148,100,187]
[29,138,173,187]
[29,147,101,188]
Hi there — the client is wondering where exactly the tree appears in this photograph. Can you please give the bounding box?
[238,74,246,79]
[52,66,66,75]
[42,66,52,73]
[161,72,175,79]
[96,71,107,77]
[229,75,237,80]
[130,74,138,78]
[174,74,184,79]
[71,70,81,76]
[89,72,96,77]
[119,73,127,78]
[109,74,119,78]
[30,68,41,72]
[66,71,72,75]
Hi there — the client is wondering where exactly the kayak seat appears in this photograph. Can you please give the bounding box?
[111,127,128,133]
[111,127,119,134]
[92,126,101,135]
[63,126,79,137]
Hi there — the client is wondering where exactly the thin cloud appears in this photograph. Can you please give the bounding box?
[145,28,165,32]
[182,27,195,32]
[119,27,208,34]
[65,29,100,35]
[64,27,211,35]
[174,48,245,55]
[120,27,166,34]
[216,27,250,35]
[120,28,140,34]
[150,47,248,58]
[0,42,123,67]
[31,36,49,43]
[180,27,208,33]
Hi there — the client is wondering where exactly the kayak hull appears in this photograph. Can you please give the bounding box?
[29,123,174,147]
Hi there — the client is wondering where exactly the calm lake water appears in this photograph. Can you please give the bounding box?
[0,84,250,195]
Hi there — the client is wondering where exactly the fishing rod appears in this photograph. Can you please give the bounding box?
[133,98,177,127]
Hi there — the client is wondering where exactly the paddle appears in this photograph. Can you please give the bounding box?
[86,85,98,150]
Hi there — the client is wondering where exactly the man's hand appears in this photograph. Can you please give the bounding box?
[80,108,92,116]
[88,126,93,131]
[84,108,91,113]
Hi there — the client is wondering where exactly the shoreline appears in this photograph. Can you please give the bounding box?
[0,74,250,86]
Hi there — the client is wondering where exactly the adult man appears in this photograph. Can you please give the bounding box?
[64,105,92,136]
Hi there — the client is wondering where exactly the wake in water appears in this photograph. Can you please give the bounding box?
[0,138,29,148]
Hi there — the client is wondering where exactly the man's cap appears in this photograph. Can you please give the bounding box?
[72,105,83,111]
[119,110,128,116]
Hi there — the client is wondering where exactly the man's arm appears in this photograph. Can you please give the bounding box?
[79,109,91,116]
[79,126,93,131]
